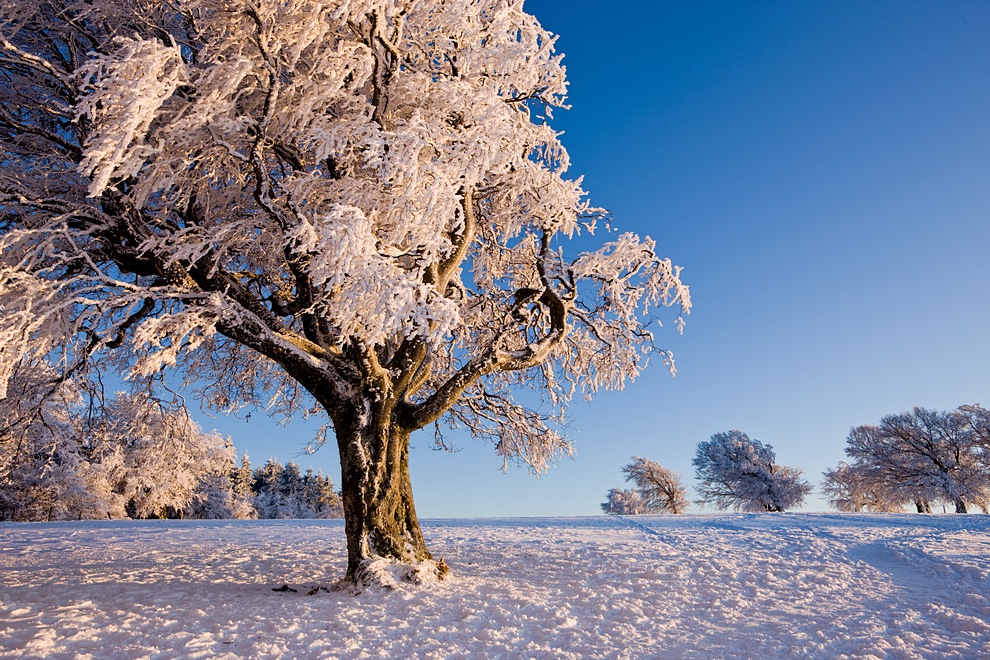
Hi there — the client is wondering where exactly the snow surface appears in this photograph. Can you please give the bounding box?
[1,514,988,658]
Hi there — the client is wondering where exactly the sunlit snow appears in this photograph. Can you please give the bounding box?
[1,514,988,658]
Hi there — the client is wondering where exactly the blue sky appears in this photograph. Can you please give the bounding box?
[211,0,990,516]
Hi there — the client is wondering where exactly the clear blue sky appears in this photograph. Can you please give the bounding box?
[203,0,990,516]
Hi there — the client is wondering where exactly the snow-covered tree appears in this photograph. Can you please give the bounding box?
[1,361,264,520]
[277,461,305,517]
[821,461,903,513]
[93,392,238,519]
[252,458,289,518]
[255,459,308,518]
[251,458,342,518]
[227,452,258,518]
[842,406,990,514]
[616,456,687,514]
[188,440,257,519]
[960,404,990,513]
[0,1,690,583]
[835,424,934,512]
[302,467,344,519]
[960,405,990,452]
[693,431,811,512]
[0,362,118,520]
[601,487,650,515]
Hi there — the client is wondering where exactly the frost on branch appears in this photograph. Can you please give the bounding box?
[76,37,188,197]
[0,0,690,582]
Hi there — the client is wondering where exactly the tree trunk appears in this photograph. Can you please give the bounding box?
[336,412,438,586]
[953,497,967,514]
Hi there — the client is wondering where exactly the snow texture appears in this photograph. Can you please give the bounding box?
[1,514,988,658]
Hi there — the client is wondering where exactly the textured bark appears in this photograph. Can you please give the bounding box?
[335,409,433,584]
[368,429,431,563]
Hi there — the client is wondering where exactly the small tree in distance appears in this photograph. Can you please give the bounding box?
[693,431,811,512]
[623,456,688,514]
[836,405,990,513]
[601,487,651,515]
[821,462,903,513]
[602,456,688,514]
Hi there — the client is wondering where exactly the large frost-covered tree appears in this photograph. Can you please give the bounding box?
[841,406,990,514]
[0,0,690,584]
[693,431,811,512]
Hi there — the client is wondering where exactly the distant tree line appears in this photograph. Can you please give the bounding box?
[0,363,341,521]
[247,456,343,520]
[605,405,990,515]
[603,431,811,514]
[5,361,987,520]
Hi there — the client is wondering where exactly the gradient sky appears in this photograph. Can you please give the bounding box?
[207,0,990,516]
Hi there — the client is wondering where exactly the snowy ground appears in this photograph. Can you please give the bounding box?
[1,514,988,659]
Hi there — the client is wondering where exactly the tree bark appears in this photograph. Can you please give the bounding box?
[335,410,435,585]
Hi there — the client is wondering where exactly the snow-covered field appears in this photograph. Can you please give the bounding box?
[1,514,988,659]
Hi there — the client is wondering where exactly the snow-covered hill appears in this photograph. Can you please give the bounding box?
[1,514,988,658]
